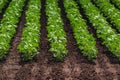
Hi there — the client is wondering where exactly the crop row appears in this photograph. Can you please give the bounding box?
[111,0,120,9]
[17,0,41,61]
[0,0,8,13]
[0,0,25,59]
[1,0,120,61]
[63,0,98,60]
[93,0,120,32]
[79,0,120,59]
[46,0,68,60]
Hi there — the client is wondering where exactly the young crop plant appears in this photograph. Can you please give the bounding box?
[18,0,41,61]
[0,0,8,13]
[111,0,120,9]
[93,0,120,32]
[46,0,68,60]
[79,0,120,59]
[63,0,98,60]
[0,0,25,59]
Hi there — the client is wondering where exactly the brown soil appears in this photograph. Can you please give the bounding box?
[0,0,120,80]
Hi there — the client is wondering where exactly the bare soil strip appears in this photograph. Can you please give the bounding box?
[95,39,118,80]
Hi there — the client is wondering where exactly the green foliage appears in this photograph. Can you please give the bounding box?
[0,0,8,13]
[111,0,120,9]
[46,0,68,60]
[64,0,98,60]
[0,0,25,59]
[79,0,120,59]
[17,0,41,61]
[93,0,120,32]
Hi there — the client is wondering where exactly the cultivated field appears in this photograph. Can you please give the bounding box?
[0,0,120,80]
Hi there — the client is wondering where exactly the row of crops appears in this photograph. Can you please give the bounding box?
[0,0,26,59]
[18,0,41,61]
[0,0,120,61]
[79,0,120,59]
[64,0,98,59]
[46,0,68,60]
[93,0,120,32]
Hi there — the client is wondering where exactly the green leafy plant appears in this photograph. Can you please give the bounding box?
[93,0,120,32]
[17,0,41,61]
[111,0,120,9]
[0,0,8,13]
[64,0,98,60]
[0,0,25,59]
[46,0,68,60]
[79,0,120,59]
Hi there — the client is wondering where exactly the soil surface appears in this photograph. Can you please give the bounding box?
[0,0,120,80]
